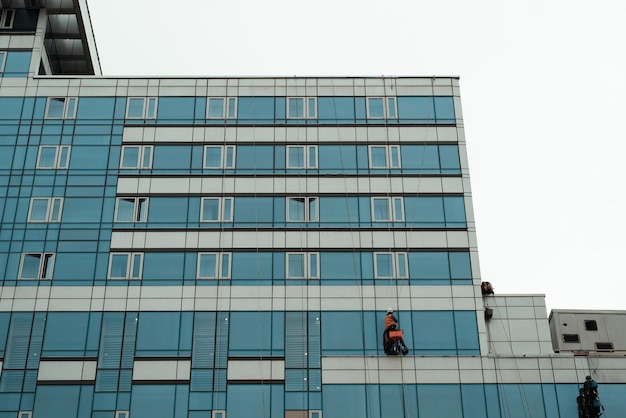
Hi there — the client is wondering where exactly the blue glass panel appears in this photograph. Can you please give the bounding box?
[409,252,450,280]
[142,252,185,281]
[368,98,384,118]
[62,198,103,222]
[235,145,274,172]
[412,311,456,353]
[0,98,24,119]
[401,145,440,172]
[542,384,560,418]
[439,145,461,172]
[0,313,9,357]
[127,98,145,118]
[497,384,546,418]
[449,252,472,280]
[434,96,455,122]
[320,252,361,281]
[318,197,359,226]
[555,383,580,418]
[233,197,273,225]
[153,146,192,171]
[33,385,82,418]
[158,97,195,122]
[321,312,364,355]
[136,312,181,356]
[418,384,463,417]
[208,97,225,118]
[454,311,479,351]
[318,145,357,172]
[443,196,466,226]
[53,253,96,280]
[323,385,367,418]
[237,97,275,122]
[404,197,444,226]
[131,385,176,418]
[397,96,435,122]
[226,384,280,418]
[43,312,90,355]
[68,146,108,169]
[228,311,272,356]
[231,252,273,282]
[379,385,408,417]
[76,98,115,119]
[317,97,355,122]
[3,52,31,77]
[148,197,189,224]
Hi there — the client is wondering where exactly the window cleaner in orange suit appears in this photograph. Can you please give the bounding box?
[383,308,409,355]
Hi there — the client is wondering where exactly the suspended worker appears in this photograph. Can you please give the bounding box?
[578,375,603,418]
[481,281,494,296]
[383,308,409,355]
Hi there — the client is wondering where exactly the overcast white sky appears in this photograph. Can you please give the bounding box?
[86,0,626,312]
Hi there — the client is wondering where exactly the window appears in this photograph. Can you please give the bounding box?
[374,252,408,279]
[45,97,78,119]
[287,145,317,169]
[207,97,237,119]
[126,97,157,119]
[0,51,6,73]
[18,412,32,418]
[212,411,225,418]
[595,342,614,351]
[287,197,318,222]
[115,412,129,418]
[584,320,598,331]
[310,411,322,418]
[197,253,231,279]
[1,9,15,29]
[28,197,63,222]
[108,253,143,279]
[204,145,236,169]
[115,198,148,222]
[286,252,319,279]
[19,253,55,280]
[201,197,233,222]
[371,197,404,222]
[287,97,317,119]
[120,145,153,169]
[369,145,401,168]
[36,145,71,169]
[562,334,580,343]
[366,97,397,119]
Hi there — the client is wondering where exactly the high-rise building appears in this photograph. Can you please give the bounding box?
[1,2,625,418]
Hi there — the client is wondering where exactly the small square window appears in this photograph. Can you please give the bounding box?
[584,320,598,331]
[108,253,143,280]
[287,97,317,119]
[18,412,32,418]
[562,334,580,343]
[595,342,614,351]
[371,197,404,222]
[1,9,15,29]
[212,411,226,418]
[28,197,63,222]
[45,97,77,119]
[115,198,148,222]
[115,411,130,418]
[120,145,153,169]
[126,97,157,119]
[201,197,233,222]
[374,252,408,279]
[287,197,318,222]
[198,253,231,279]
[286,252,319,279]
[19,253,55,280]
[309,411,322,418]
[36,145,71,169]
[204,145,236,169]
[207,97,237,119]
[368,145,401,169]
[287,145,317,169]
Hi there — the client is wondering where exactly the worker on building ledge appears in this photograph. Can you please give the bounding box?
[577,375,604,418]
[383,308,409,355]
[481,281,494,296]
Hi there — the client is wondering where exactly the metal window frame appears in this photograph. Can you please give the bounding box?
[18,253,55,280]
[203,145,237,169]
[207,97,238,119]
[287,97,317,119]
[115,411,130,418]
[374,252,408,279]
[18,412,33,418]
[36,145,71,169]
[286,196,318,222]
[120,145,153,169]
[286,252,320,280]
[200,197,234,222]
[44,97,78,119]
[27,197,63,223]
[1,9,15,29]
[286,145,318,169]
[125,97,158,119]
[114,197,149,223]
[212,411,226,418]
[108,252,143,280]
[0,51,6,73]
[197,252,232,280]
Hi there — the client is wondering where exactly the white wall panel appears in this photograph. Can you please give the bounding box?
[133,360,191,381]
[38,361,97,381]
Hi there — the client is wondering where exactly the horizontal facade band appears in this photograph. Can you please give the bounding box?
[227,359,285,381]
[0,284,482,312]
[116,176,467,196]
[133,360,191,381]
[122,126,461,144]
[38,360,97,382]
[110,230,472,250]
[321,355,626,385]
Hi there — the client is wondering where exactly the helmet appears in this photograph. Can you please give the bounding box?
[387,308,394,313]
[586,376,592,381]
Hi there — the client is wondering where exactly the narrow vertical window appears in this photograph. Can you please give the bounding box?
[0,9,15,29]
[197,253,231,279]
[120,145,153,169]
[0,51,6,73]
[45,97,78,119]
[286,252,320,279]
[19,253,55,280]
[387,97,397,118]
[28,197,63,222]
[108,253,143,280]
[115,198,148,222]
[126,97,157,119]
[37,145,71,169]
[287,197,318,222]
[204,145,236,169]
[201,197,233,222]
[287,97,317,119]
[287,146,318,169]
[374,252,408,279]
